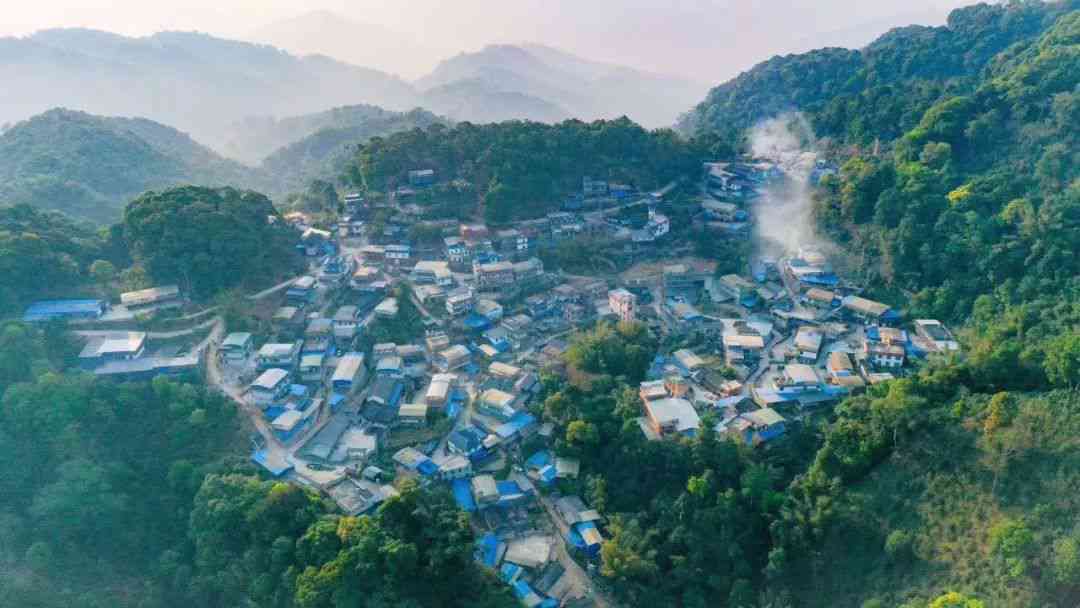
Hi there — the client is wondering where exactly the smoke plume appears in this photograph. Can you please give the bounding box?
[749,113,827,260]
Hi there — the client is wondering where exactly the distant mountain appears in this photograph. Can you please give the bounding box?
[420,79,571,124]
[415,44,709,128]
[0,28,419,151]
[257,106,447,194]
[0,109,265,223]
[246,10,444,80]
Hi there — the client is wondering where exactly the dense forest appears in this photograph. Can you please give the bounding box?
[122,186,305,299]
[0,334,512,608]
[0,2,1078,607]
[0,109,263,223]
[680,3,1079,606]
[345,118,704,223]
[680,1,1079,151]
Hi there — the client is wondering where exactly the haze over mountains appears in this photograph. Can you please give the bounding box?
[0,22,707,161]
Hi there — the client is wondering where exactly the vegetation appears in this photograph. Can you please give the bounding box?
[0,204,123,314]
[122,186,305,299]
[681,2,1078,151]
[346,118,703,223]
[0,109,264,223]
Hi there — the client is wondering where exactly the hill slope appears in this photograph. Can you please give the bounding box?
[258,106,446,194]
[675,3,1080,606]
[680,1,1074,146]
[0,109,265,222]
[0,29,419,150]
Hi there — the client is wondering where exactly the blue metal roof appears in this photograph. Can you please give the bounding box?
[251,448,292,477]
[417,460,439,476]
[477,531,499,567]
[453,478,477,512]
[23,299,106,321]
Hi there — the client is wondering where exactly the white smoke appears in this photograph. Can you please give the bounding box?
[749,113,828,260]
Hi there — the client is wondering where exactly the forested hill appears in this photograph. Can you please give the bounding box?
[0,109,266,223]
[662,4,1080,606]
[224,104,446,164]
[680,1,1078,148]
[346,118,703,223]
[257,107,446,195]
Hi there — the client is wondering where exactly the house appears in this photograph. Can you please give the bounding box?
[298,352,326,383]
[375,356,404,378]
[359,245,386,264]
[472,475,500,506]
[333,306,361,339]
[723,333,765,366]
[865,341,905,369]
[393,447,437,475]
[374,298,399,318]
[665,376,690,399]
[398,402,429,425]
[608,288,637,323]
[272,305,303,328]
[445,237,472,269]
[412,260,453,287]
[731,408,786,445]
[639,379,669,402]
[913,319,960,352]
[672,349,705,373]
[407,169,435,187]
[435,345,471,372]
[287,276,317,304]
[794,326,824,363]
[384,244,412,264]
[425,332,451,353]
[483,326,513,353]
[804,288,839,308]
[643,397,701,437]
[475,299,504,322]
[249,368,290,405]
[220,333,254,361]
[434,454,472,480]
[257,342,301,370]
[583,176,608,197]
[366,376,405,409]
[23,299,109,322]
[351,265,381,289]
[448,425,487,458]
[477,389,517,421]
[489,361,521,380]
[702,199,741,222]
[305,318,334,344]
[555,496,604,527]
[78,331,148,368]
[425,373,456,406]
[512,258,544,281]
[777,364,820,391]
[842,295,901,324]
[331,353,366,392]
[120,285,181,309]
[445,289,474,316]
[474,261,515,289]
[827,351,866,389]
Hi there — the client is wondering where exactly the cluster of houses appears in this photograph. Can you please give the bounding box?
[24,285,205,381]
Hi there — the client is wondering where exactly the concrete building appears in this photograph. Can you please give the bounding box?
[250,368,289,405]
[120,285,181,309]
[435,345,471,372]
[643,397,700,437]
[221,333,254,361]
[257,342,301,370]
[608,288,637,323]
[331,353,367,393]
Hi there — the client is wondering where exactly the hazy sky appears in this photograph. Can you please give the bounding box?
[1,0,975,81]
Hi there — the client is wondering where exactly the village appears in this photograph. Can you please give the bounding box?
[19,161,962,608]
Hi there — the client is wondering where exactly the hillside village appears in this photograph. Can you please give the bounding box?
[19,158,962,608]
